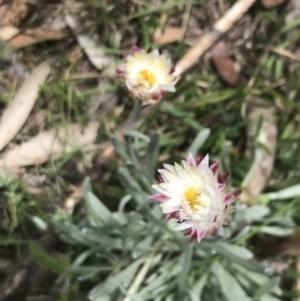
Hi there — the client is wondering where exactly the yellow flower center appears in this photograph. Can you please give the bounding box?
[138,69,156,86]
[184,187,205,212]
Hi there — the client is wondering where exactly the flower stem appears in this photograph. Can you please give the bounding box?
[130,99,143,130]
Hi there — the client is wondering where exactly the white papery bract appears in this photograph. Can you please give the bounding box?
[116,46,175,102]
[151,153,241,243]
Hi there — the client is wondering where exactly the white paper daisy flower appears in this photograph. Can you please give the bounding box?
[116,46,176,102]
[151,153,241,243]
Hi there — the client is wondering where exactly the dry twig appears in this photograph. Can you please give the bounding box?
[174,0,257,76]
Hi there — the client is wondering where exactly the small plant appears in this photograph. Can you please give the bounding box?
[53,130,285,301]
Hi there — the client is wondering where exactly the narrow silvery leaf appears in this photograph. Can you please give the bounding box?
[187,128,210,157]
[234,264,281,295]
[259,294,282,301]
[212,261,249,301]
[266,184,300,200]
[30,216,48,231]
[111,135,130,161]
[215,241,254,260]
[86,191,112,225]
[137,262,181,298]
[178,243,193,288]
[259,226,293,237]
[93,296,111,301]
[118,167,143,193]
[253,278,280,300]
[83,177,92,198]
[125,130,150,142]
[118,194,132,212]
[243,205,270,221]
[146,133,160,180]
[89,257,144,299]
[191,273,208,301]
[58,223,94,246]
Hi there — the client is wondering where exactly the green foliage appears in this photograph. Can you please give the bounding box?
[29,241,70,273]
[51,133,286,301]
[2,1,299,300]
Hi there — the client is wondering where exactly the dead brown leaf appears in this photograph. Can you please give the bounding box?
[0,26,19,41]
[65,14,114,75]
[240,97,277,205]
[7,28,68,49]
[260,0,286,8]
[233,137,245,159]
[153,27,184,45]
[0,122,99,169]
[211,41,240,86]
[0,62,51,152]
[0,0,29,26]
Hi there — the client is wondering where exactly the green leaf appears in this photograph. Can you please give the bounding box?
[118,167,147,204]
[242,148,264,187]
[83,177,112,225]
[233,264,282,295]
[212,261,249,301]
[138,206,181,243]
[274,58,283,80]
[30,216,48,231]
[184,118,204,131]
[136,262,181,298]
[88,257,144,299]
[160,102,189,117]
[266,184,300,200]
[86,191,112,224]
[72,249,100,267]
[132,236,154,258]
[190,273,208,301]
[125,130,150,143]
[131,0,198,18]
[0,170,17,188]
[281,17,300,33]
[196,89,239,106]
[30,241,69,274]
[260,295,282,301]
[253,278,280,301]
[83,176,92,195]
[178,243,193,288]
[187,128,210,157]
[140,19,151,49]
[111,135,129,161]
[259,226,293,237]
[89,295,111,301]
[146,133,160,180]
[214,242,253,260]
[81,228,123,250]
[207,241,262,273]
[56,223,94,246]
[235,273,253,292]
[62,266,112,282]
[243,205,270,222]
